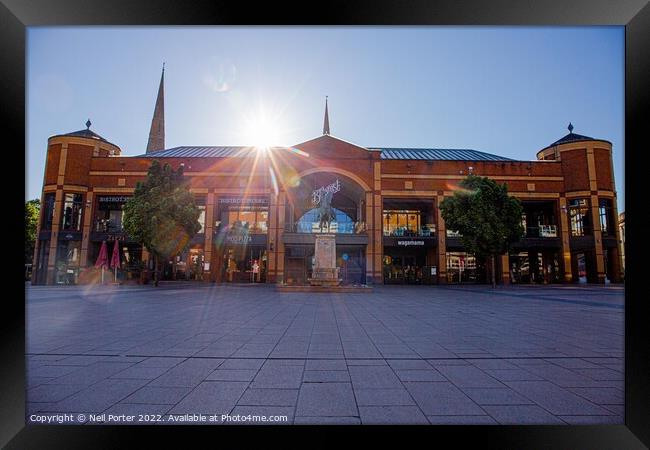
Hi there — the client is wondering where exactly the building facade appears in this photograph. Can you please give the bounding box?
[31,74,623,286]
[619,211,625,277]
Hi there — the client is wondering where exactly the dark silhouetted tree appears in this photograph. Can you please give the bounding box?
[439,174,524,288]
[123,160,201,286]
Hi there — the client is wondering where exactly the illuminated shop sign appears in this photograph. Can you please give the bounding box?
[219,198,269,205]
[98,196,129,203]
[397,240,425,246]
[225,235,252,245]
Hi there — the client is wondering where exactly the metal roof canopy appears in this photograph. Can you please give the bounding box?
[138,145,514,161]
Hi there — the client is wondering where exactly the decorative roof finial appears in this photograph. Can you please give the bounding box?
[568,122,574,133]
[162,62,165,73]
[86,119,91,129]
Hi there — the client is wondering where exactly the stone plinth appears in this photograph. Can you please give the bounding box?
[309,234,341,287]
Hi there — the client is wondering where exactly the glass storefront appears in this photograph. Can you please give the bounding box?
[383,250,437,285]
[222,246,267,283]
[284,245,365,285]
[215,197,268,283]
[55,240,81,284]
[510,250,561,284]
[95,195,129,232]
[446,252,479,283]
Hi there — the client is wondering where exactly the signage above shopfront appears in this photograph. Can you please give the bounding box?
[219,197,269,205]
[397,240,425,246]
[97,196,129,203]
[225,235,252,245]
[311,179,341,206]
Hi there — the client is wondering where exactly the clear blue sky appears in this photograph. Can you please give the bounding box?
[26,26,624,210]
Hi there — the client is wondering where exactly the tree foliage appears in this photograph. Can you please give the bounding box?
[439,174,523,286]
[123,160,201,284]
[25,199,40,264]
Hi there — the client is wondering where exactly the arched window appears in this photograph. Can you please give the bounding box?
[296,207,354,234]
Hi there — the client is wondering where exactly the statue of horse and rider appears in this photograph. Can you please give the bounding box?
[316,190,336,233]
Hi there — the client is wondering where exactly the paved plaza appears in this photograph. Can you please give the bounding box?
[25,283,624,425]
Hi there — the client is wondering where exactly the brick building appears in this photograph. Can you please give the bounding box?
[31,70,623,286]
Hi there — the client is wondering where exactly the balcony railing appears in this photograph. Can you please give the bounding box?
[94,219,124,233]
[285,221,367,234]
[384,225,436,237]
[526,225,558,238]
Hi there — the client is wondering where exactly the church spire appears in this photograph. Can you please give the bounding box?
[146,63,165,153]
[323,96,330,135]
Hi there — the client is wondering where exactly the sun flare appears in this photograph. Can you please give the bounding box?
[240,106,286,149]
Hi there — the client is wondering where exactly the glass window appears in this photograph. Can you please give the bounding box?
[96,197,129,232]
[383,210,424,236]
[55,240,81,284]
[42,193,56,230]
[224,207,268,234]
[61,193,83,231]
[445,252,477,283]
[568,198,590,237]
[198,205,206,233]
[296,207,354,233]
[599,199,612,236]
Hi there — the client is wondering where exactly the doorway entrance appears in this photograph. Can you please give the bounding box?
[222,245,267,283]
[383,253,428,284]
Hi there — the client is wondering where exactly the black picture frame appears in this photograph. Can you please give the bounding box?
[4,0,648,447]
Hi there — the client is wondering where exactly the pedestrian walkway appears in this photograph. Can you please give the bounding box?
[25,284,624,425]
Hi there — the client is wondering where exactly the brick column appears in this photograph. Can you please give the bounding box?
[501,254,510,285]
[559,196,573,282]
[45,189,64,284]
[590,194,606,283]
[372,192,383,284]
[202,192,215,281]
[267,191,279,283]
[365,191,374,284]
[45,143,69,284]
[276,191,286,284]
[609,195,623,282]
[31,190,47,283]
[436,194,447,284]
[79,191,94,267]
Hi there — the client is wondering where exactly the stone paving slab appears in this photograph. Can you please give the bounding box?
[295,383,358,417]
[26,284,624,425]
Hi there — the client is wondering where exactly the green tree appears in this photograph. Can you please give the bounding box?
[439,174,524,288]
[25,199,40,264]
[123,160,201,286]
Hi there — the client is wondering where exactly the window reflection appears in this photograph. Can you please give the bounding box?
[568,198,590,236]
[61,193,83,231]
[383,210,434,236]
[295,208,355,233]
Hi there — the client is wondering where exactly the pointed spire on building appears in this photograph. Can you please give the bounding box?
[323,96,330,135]
[568,122,574,133]
[146,63,165,153]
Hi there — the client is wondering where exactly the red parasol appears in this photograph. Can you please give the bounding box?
[95,240,108,284]
[95,241,108,268]
[110,240,121,269]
